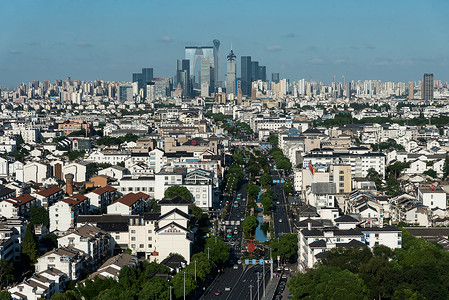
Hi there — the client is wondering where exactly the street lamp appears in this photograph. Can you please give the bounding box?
[207,247,211,260]
[249,284,253,300]
[257,272,260,300]
[168,286,173,300]
[183,272,187,300]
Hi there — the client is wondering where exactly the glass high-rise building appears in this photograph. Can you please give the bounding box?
[251,61,259,83]
[272,72,280,83]
[185,46,214,84]
[226,48,237,95]
[258,66,267,82]
[241,56,252,96]
[422,73,434,102]
[177,59,190,98]
[213,39,220,89]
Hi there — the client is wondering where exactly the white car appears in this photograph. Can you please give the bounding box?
[279,219,283,223]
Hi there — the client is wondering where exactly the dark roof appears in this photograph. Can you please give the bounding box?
[315,251,327,259]
[97,222,128,232]
[159,208,190,221]
[160,255,187,268]
[0,186,15,198]
[158,196,191,206]
[77,214,130,223]
[309,240,326,248]
[297,218,323,229]
[301,229,324,237]
[334,215,359,223]
[156,221,190,233]
[297,206,319,217]
[336,240,366,248]
[143,212,161,220]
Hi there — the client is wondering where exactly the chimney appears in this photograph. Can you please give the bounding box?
[65,173,74,196]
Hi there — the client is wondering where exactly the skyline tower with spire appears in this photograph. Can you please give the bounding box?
[226,44,237,95]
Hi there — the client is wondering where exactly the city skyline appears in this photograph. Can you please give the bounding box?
[1,0,449,87]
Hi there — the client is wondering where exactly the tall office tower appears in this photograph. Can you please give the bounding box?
[258,66,267,82]
[226,47,237,95]
[241,56,252,96]
[251,61,259,82]
[132,73,143,91]
[422,73,434,102]
[185,46,214,85]
[142,68,154,87]
[333,75,337,85]
[408,81,414,100]
[177,59,190,98]
[342,76,345,86]
[213,39,220,89]
[272,73,279,83]
[346,83,351,99]
[201,57,214,96]
[118,85,133,102]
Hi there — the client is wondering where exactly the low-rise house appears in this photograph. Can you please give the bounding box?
[50,194,90,233]
[35,246,87,280]
[33,186,64,209]
[417,183,447,209]
[0,194,38,218]
[85,185,117,212]
[0,217,25,262]
[107,192,149,215]
[88,253,138,280]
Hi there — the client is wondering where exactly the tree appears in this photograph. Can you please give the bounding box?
[270,233,298,263]
[288,266,369,299]
[138,277,169,300]
[164,186,192,201]
[172,272,197,299]
[268,134,279,146]
[242,215,259,237]
[22,223,39,265]
[284,180,293,195]
[0,259,14,288]
[260,173,272,188]
[443,156,449,180]
[423,169,437,178]
[387,161,410,179]
[205,237,230,264]
[0,291,11,300]
[246,183,260,200]
[65,150,86,161]
[41,233,58,251]
[29,206,49,227]
[367,168,383,190]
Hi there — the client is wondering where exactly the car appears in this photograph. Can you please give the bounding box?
[237,260,242,264]
[276,201,280,205]
[214,291,221,296]
[225,287,231,291]
[279,219,283,223]
[284,266,289,271]
[233,264,238,269]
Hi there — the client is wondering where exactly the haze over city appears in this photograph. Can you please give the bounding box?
[1,0,449,86]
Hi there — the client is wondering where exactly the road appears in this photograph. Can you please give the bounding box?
[270,167,291,237]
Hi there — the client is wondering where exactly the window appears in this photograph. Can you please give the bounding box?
[339,183,344,187]
[115,235,120,239]
[375,234,379,238]
[148,230,152,234]
[375,242,379,246]
[339,170,344,174]
[148,237,152,241]
[148,244,152,248]
[339,176,345,181]
[131,230,136,234]
[398,240,402,245]
[337,238,341,242]
[366,234,370,237]
[398,233,402,237]
[139,244,144,248]
[131,244,135,248]
[131,237,136,241]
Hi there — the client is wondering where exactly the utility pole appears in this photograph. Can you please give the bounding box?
[194,260,197,281]
[263,260,266,298]
[207,247,210,260]
[270,248,273,279]
[249,285,253,300]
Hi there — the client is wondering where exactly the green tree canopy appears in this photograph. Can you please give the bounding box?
[260,173,272,188]
[0,259,14,288]
[288,266,369,300]
[22,223,39,265]
[29,205,49,227]
[270,233,298,263]
[242,215,259,236]
[246,183,260,200]
[268,134,278,146]
[164,186,192,201]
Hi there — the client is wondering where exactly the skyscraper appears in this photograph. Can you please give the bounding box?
[422,73,434,102]
[272,73,279,83]
[408,81,414,100]
[258,66,267,82]
[177,59,190,98]
[201,57,214,96]
[251,61,259,83]
[241,56,252,96]
[213,39,220,89]
[132,68,153,97]
[185,46,214,85]
[226,47,237,95]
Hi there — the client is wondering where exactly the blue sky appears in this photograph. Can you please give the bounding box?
[1,0,448,87]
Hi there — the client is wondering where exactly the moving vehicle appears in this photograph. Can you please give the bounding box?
[279,219,283,223]
[214,291,221,296]
[225,287,231,291]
